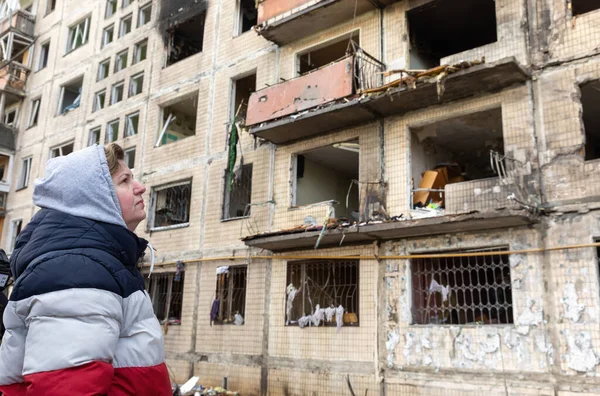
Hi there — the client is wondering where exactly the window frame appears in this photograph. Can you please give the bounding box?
[119,13,133,38]
[124,146,136,169]
[66,16,91,53]
[133,38,148,64]
[138,3,152,27]
[125,111,139,137]
[57,78,83,115]
[105,0,117,18]
[101,24,115,48]
[146,271,185,325]
[106,119,120,143]
[92,90,106,113]
[122,0,132,8]
[148,179,193,231]
[214,265,248,325]
[222,163,253,220]
[37,40,50,71]
[88,127,101,146]
[4,107,18,127]
[114,50,128,72]
[50,141,74,159]
[110,81,125,105]
[27,98,41,128]
[17,157,32,190]
[8,219,23,252]
[97,58,111,81]
[129,72,144,96]
[45,0,56,15]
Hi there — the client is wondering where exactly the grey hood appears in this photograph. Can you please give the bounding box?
[33,145,127,228]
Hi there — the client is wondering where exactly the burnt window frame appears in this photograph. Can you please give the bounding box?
[222,163,253,221]
[214,265,248,325]
[410,246,514,326]
[148,179,193,231]
[146,271,185,325]
[285,259,360,327]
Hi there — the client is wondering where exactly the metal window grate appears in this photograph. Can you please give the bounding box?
[223,164,252,219]
[153,182,192,228]
[411,247,513,325]
[148,272,185,324]
[286,259,359,326]
[215,266,247,324]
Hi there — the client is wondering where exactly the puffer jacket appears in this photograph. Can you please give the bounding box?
[0,208,172,396]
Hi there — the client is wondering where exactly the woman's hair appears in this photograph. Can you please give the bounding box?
[104,143,125,176]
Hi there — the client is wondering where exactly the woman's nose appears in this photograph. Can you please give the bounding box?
[134,180,146,194]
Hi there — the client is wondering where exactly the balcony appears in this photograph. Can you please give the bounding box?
[0,9,35,39]
[256,0,396,45]
[0,63,29,98]
[246,57,530,144]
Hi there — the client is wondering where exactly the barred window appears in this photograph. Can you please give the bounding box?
[147,272,185,325]
[222,164,252,219]
[214,266,247,324]
[150,181,192,229]
[411,247,513,325]
[286,260,359,327]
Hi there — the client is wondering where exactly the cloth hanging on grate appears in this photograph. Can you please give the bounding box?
[226,122,245,189]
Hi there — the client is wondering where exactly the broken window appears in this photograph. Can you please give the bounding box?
[214,265,247,325]
[407,0,497,69]
[98,58,110,81]
[37,41,50,71]
[138,3,151,27]
[129,72,144,96]
[156,93,198,146]
[4,108,17,127]
[411,247,513,325]
[125,111,139,137]
[58,77,83,114]
[231,73,256,123]
[9,219,22,252]
[147,272,185,325]
[293,141,359,221]
[236,0,257,35]
[286,260,359,327]
[51,142,74,158]
[88,127,101,146]
[66,17,90,53]
[46,0,56,14]
[410,108,503,209]
[106,119,119,143]
[223,164,252,219]
[297,32,359,75]
[27,98,40,127]
[124,147,136,169]
[581,80,600,161]
[119,14,133,37]
[102,24,114,48]
[110,81,124,105]
[93,90,106,112]
[166,12,206,66]
[115,49,128,72]
[572,0,600,16]
[17,157,31,189]
[105,0,117,18]
[133,39,147,64]
[150,180,192,229]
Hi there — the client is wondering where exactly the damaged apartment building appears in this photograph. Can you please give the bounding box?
[2,0,600,394]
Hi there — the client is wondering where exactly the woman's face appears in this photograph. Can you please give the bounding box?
[111,160,147,231]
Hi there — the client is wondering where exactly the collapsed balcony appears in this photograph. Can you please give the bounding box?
[255,0,396,45]
[246,55,529,145]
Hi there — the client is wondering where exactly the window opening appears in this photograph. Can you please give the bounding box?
[9,219,22,252]
[407,0,497,69]
[88,127,101,146]
[223,164,252,219]
[51,142,74,158]
[411,107,503,209]
[286,259,359,327]
[125,112,139,136]
[106,119,119,143]
[138,3,151,27]
[156,93,198,146]
[17,157,32,189]
[0,157,6,182]
[98,58,110,81]
[28,98,40,127]
[581,80,600,161]
[119,14,133,37]
[231,73,256,124]
[111,81,124,105]
[293,140,359,221]
[106,0,117,18]
[58,77,83,114]
[115,50,128,72]
[129,72,143,96]
[4,108,17,127]
[214,266,247,324]
[236,0,257,35]
[122,0,132,8]
[148,272,185,325]
[166,12,206,66]
[411,247,513,325]
[93,90,106,112]
[46,0,56,14]
[67,17,90,53]
[150,181,192,229]
[572,0,600,16]
[37,41,50,71]
[133,39,147,64]
[298,32,358,75]
[124,147,136,169]
[102,24,114,48]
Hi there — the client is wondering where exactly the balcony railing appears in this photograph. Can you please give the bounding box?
[0,9,35,38]
[0,62,29,94]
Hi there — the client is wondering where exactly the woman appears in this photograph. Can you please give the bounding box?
[0,144,172,395]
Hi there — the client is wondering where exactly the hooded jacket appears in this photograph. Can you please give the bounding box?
[0,146,172,395]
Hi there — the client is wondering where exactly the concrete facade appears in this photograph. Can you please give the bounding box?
[2,0,600,394]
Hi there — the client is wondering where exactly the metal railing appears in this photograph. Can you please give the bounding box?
[351,42,386,93]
